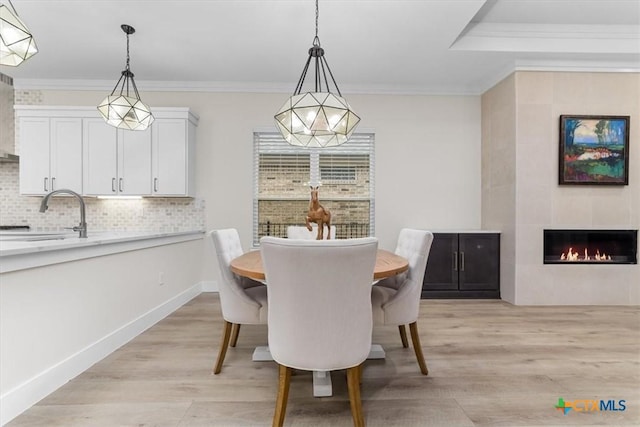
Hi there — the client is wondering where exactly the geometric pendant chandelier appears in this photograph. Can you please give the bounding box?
[97,24,154,131]
[0,0,38,66]
[274,0,360,148]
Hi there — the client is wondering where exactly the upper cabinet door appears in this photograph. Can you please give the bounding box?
[50,118,83,193]
[19,117,82,195]
[152,119,188,196]
[83,118,118,195]
[119,128,152,195]
[19,117,51,195]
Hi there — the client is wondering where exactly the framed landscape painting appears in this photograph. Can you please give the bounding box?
[559,115,630,185]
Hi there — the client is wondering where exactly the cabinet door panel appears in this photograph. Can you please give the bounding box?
[50,118,82,193]
[119,129,152,195]
[458,234,500,290]
[152,119,186,195]
[83,119,118,195]
[423,233,459,290]
[19,117,50,195]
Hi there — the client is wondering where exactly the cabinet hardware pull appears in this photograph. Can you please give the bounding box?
[119,178,123,192]
[154,177,158,192]
[51,177,56,190]
[44,177,48,192]
[453,251,458,271]
[111,178,116,192]
[460,251,465,271]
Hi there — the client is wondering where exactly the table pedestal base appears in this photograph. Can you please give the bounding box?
[312,371,333,397]
[368,344,386,359]
[253,344,385,397]
[252,346,272,361]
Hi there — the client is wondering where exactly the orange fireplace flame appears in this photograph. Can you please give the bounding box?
[560,247,612,261]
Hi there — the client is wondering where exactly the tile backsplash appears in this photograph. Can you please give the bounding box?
[0,163,205,232]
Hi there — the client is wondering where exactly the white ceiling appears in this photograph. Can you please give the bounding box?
[1,0,639,95]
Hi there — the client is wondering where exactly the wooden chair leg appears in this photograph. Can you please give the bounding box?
[213,321,233,374]
[357,363,363,384]
[230,323,241,347]
[273,364,292,427]
[409,321,428,375]
[398,324,409,348]
[346,365,365,427]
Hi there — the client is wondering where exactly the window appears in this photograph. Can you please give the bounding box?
[253,131,375,245]
[320,154,360,183]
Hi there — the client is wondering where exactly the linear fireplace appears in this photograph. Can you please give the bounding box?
[544,229,638,265]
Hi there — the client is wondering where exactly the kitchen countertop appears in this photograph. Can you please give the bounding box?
[0,230,205,273]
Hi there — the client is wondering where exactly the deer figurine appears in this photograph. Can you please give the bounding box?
[306,186,331,240]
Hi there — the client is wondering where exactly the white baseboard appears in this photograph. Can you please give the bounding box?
[200,279,219,292]
[0,283,202,426]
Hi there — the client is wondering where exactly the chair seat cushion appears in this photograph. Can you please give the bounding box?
[239,276,265,289]
[373,273,406,291]
[371,285,397,324]
[245,285,269,323]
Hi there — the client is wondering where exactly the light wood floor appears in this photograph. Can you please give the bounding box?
[8,294,640,427]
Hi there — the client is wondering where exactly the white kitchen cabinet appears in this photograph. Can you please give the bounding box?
[16,106,198,197]
[151,116,197,197]
[83,118,151,196]
[18,116,83,195]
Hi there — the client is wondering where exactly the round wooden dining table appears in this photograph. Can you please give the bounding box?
[229,247,408,398]
[230,249,408,281]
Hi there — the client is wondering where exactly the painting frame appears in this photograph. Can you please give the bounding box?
[559,115,630,185]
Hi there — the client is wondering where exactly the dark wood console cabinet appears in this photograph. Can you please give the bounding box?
[422,232,500,299]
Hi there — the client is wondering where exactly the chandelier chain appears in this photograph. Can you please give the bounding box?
[313,0,320,46]
[125,32,130,71]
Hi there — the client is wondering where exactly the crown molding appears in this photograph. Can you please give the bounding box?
[11,78,483,96]
[11,79,294,93]
[512,59,640,73]
[451,23,640,54]
[477,59,640,93]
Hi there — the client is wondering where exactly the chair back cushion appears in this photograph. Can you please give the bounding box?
[287,225,336,240]
[372,229,434,325]
[396,228,434,285]
[210,229,265,324]
[261,236,378,371]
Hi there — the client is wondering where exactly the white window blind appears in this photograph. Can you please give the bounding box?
[253,131,375,245]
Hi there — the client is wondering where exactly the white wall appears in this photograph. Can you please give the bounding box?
[0,239,204,424]
[33,90,483,285]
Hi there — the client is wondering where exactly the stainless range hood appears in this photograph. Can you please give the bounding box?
[0,72,16,163]
[0,151,19,163]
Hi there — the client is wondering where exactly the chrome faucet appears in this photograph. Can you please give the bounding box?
[39,189,88,238]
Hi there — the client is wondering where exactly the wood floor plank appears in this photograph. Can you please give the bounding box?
[7,294,640,427]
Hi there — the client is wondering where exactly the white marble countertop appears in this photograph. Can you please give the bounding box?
[0,230,205,273]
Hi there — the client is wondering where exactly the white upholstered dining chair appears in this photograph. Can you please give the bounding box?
[287,224,336,240]
[370,229,434,375]
[260,236,378,427]
[209,229,268,374]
